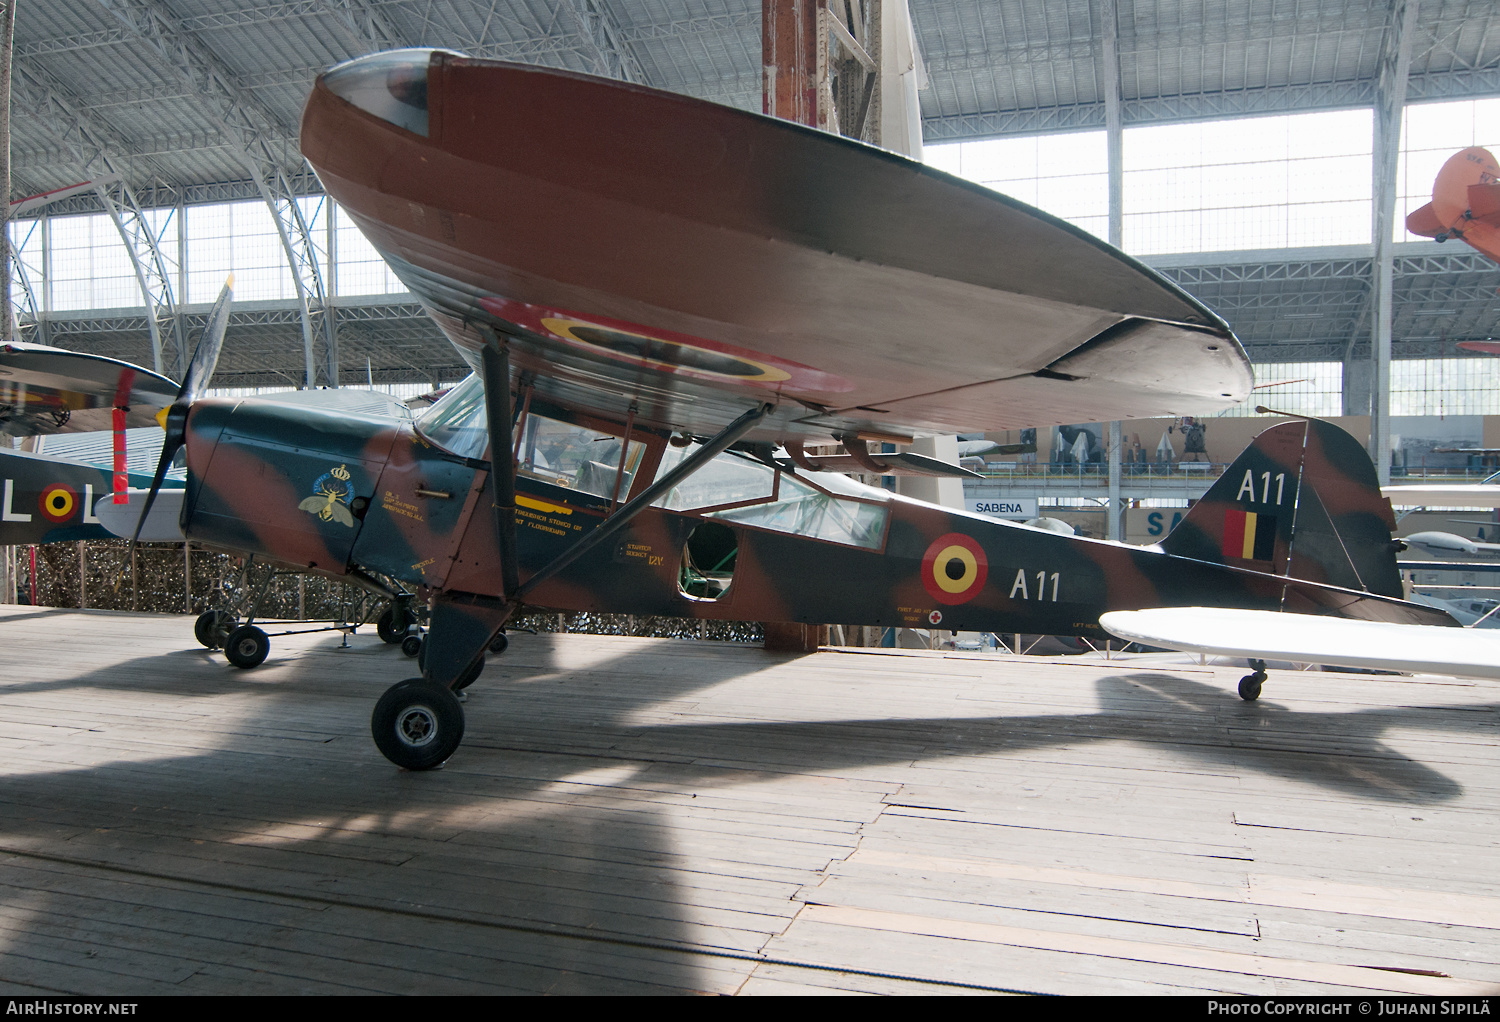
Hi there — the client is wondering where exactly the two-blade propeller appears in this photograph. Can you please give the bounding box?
[118,276,234,574]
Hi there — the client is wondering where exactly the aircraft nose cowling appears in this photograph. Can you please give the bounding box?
[320,48,463,137]
[181,398,403,575]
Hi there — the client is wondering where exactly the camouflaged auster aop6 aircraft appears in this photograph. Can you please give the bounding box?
[93,49,1453,770]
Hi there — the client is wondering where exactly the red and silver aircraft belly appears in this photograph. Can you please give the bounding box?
[301,52,1251,441]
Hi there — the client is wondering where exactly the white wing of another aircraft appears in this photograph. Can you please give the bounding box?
[1100,607,1500,682]
[1384,484,1500,508]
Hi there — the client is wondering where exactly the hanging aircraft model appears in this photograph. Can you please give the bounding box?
[57,49,1464,772]
[1406,145,1500,267]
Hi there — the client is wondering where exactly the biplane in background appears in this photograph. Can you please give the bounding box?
[1,339,186,548]
[29,50,1464,771]
[1406,145,1500,268]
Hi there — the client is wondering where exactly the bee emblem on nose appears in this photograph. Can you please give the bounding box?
[299,464,356,527]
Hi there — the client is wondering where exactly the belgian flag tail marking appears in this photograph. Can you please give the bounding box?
[1223,508,1276,561]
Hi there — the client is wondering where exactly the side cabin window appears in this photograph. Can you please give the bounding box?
[654,445,890,551]
[517,414,646,500]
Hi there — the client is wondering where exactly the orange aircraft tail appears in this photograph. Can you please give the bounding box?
[1406,146,1500,264]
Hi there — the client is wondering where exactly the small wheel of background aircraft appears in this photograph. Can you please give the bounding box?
[224,624,271,669]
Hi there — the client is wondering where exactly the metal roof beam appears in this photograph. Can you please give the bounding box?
[10,62,185,376]
[559,0,645,83]
[93,0,337,386]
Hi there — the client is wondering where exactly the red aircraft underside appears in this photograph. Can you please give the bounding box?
[300,49,1252,444]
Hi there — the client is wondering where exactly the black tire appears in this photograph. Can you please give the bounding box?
[377,606,409,644]
[194,610,236,649]
[1238,674,1264,701]
[453,654,485,692]
[488,631,509,655]
[224,625,270,669]
[371,679,465,770]
[401,634,423,658]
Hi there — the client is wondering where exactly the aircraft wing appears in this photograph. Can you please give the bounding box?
[302,51,1253,445]
[0,341,179,436]
[1100,607,1500,681]
[1384,484,1500,508]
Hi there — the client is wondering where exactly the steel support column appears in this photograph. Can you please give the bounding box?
[763,0,822,126]
[1370,0,1418,485]
[1102,0,1124,540]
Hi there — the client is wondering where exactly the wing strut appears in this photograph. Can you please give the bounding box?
[479,340,520,601]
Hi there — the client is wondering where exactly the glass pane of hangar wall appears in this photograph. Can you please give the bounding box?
[926,97,1500,418]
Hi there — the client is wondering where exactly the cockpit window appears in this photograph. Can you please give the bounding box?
[517,415,645,500]
[322,48,464,136]
[415,373,487,458]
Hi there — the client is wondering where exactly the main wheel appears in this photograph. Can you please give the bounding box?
[377,605,409,644]
[1238,673,1265,701]
[194,610,236,649]
[488,631,509,655]
[371,679,465,770]
[224,624,270,669]
[401,634,423,658]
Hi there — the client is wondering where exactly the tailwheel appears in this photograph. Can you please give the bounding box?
[1238,672,1267,701]
[194,610,237,649]
[488,630,509,655]
[224,624,270,669]
[372,679,465,770]
[401,634,423,658]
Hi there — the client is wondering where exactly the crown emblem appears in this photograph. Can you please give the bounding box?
[331,464,351,481]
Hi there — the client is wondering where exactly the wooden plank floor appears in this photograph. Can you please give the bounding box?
[0,605,1497,995]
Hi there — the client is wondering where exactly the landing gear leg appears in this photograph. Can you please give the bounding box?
[1238,658,1268,701]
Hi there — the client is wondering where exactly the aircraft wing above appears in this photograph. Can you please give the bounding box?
[1100,607,1499,681]
[1384,484,1500,508]
[302,50,1253,444]
[0,341,179,436]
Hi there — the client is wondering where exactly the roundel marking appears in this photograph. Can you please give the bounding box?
[539,317,793,383]
[921,533,988,605]
[40,484,78,523]
[476,295,856,394]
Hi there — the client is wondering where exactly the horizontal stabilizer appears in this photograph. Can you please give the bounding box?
[1405,201,1446,238]
[1099,607,1499,680]
[94,487,186,543]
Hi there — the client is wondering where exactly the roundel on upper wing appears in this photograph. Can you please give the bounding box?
[921,533,988,605]
[39,484,78,523]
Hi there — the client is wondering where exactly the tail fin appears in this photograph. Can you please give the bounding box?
[1159,418,1404,599]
